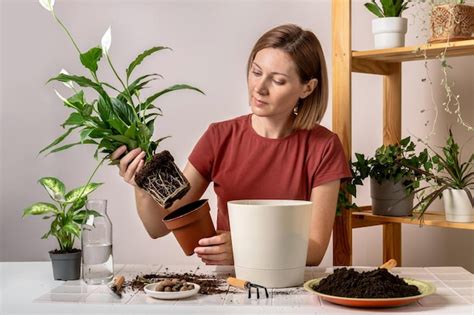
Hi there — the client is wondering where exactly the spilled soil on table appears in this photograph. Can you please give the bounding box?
[123,267,230,295]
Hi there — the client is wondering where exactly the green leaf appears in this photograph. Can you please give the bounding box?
[107,135,137,148]
[97,95,113,123]
[49,142,82,154]
[364,2,384,17]
[65,183,102,203]
[107,117,127,134]
[144,84,205,109]
[63,90,85,111]
[126,46,171,80]
[48,73,101,90]
[124,122,137,140]
[137,123,152,143]
[123,73,162,102]
[23,202,58,217]
[110,97,135,125]
[61,112,85,127]
[41,230,52,239]
[101,82,121,93]
[48,74,107,98]
[88,128,112,139]
[399,136,410,147]
[38,177,66,201]
[61,223,81,238]
[39,126,80,155]
[73,209,102,224]
[154,136,170,146]
[80,47,103,74]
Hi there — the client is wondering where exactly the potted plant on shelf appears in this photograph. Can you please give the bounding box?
[429,0,474,43]
[352,137,432,216]
[364,0,411,49]
[23,176,102,280]
[400,130,474,222]
[38,0,204,209]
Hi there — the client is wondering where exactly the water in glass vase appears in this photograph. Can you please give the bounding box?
[82,243,113,284]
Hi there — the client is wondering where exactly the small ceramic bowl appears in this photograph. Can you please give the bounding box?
[144,282,200,300]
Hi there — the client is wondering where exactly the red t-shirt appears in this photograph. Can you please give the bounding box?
[188,114,351,231]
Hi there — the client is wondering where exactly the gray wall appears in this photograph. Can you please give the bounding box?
[1,0,473,270]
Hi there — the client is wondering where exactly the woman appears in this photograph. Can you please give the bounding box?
[112,24,351,266]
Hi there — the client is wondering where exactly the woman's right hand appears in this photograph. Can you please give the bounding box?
[110,145,146,187]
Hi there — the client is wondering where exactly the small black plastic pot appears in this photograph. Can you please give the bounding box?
[49,250,82,280]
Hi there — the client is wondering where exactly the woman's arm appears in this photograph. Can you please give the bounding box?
[306,179,340,266]
[135,162,210,239]
[112,145,210,239]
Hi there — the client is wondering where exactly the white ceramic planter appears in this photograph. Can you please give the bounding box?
[228,200,312,288]
[372,17,408,49]
[442,189,474,223]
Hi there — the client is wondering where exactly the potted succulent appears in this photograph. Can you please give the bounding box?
[38,0,204,209]
[401,130,473,222]
[364,0,411,49]
[23,176,102,280]
[429,0,474,43]
[351,137,432,216]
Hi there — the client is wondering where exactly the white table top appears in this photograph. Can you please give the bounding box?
[1,262,473,314]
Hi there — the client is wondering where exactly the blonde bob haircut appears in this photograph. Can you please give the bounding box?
[247,24,328,130]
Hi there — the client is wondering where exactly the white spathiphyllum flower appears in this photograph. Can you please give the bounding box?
[54,89,73,107]
[60,69,74,89]
[38,0,55,12]
[101,26,112,56]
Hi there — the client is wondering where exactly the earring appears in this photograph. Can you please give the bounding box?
[293,106,299,116]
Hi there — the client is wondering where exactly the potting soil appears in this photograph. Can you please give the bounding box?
[312,267,421,298]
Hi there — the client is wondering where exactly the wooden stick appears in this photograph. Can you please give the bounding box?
[380,258,397,270]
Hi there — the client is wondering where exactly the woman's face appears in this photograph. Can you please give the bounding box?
[248,47,313,121]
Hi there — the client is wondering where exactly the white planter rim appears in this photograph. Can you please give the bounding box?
[228,199,312,207]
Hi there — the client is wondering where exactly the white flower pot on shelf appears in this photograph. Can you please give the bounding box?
[372,17,408,49]
[228,200,312,288]
[442,189,474,223]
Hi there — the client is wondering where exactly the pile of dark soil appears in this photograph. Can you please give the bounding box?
[312,268,420,298]
[124,269,230,295]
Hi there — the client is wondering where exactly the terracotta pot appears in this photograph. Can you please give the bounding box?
[429,4,474,43]
[163,199,216,255]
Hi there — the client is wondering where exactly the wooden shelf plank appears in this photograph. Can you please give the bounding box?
[352,207,474,230]
[352,39,474,63]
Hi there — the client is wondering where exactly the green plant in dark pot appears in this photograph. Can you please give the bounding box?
[352,137,432,216]
[23,176,102,280]
[38,0,204,209]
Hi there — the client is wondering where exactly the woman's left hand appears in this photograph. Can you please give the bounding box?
[194,230,233,265]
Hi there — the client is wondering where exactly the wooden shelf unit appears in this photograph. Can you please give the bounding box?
[331,1,474,266]
[352,207,474,230]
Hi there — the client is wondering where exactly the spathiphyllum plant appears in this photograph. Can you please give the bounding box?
[23,177,102,253]
[399,130,474,218]
[38,0,204,208]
